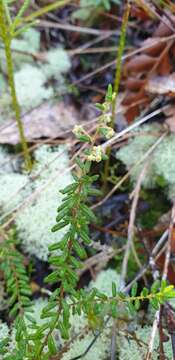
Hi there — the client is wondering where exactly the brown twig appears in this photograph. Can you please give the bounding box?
[121,162,148,282]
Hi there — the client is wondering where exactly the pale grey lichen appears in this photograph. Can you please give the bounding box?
[14,45,70,110]
[0,146,17,173]
[43,48,71,80]
[1,27,70,112]
[61,329,111,360]
[16,145,73,261]
[116,123,175,200]
[0,173,29,213]
[0,29,40,73]
[0,144,72,261]
[14,64,53,109]
[12,29,40,53]
[0,321,10,360]
[0,321,9,340]
[119,324,172,360]
[89,268,121,297]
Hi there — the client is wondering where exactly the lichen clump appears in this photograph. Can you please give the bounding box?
[119,325,172,360]
[116,123,175,200]
[0,29,71,113]
[16,145,73,261]
[0,145,73,261]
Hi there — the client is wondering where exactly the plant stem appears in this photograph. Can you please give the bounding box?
[18,0,72,25]
[102,2,130,193]
[0,1,32,170]
[111,2,130,124]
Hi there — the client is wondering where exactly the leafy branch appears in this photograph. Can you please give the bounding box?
[3,85,175,359]
[0,233,32,318]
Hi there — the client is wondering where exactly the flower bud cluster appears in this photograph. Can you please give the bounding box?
[87,146,104,162]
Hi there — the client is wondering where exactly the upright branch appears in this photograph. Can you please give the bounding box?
[0,1,32,170]
[111,1,130,124]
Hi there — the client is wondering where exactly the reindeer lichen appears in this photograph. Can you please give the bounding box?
[16,145,73,261]
[116,123,175,200]
[119,324,172,360]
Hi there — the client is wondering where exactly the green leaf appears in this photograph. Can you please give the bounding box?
[51,220,69,232]
[131,282,138,297]
[58,322,69,340]
[111,300,118,318]
[105,84,113,101]
[79,230,91,245]
[73,241,87,259]
[9,303,19,317]
[87,187,102,197]
[134,299,140,310]
[77,134,91,143]
[49,233,70,251]
[160,279,167,291]
[141,287,149,297]
[48,335,57,355]
[127,302,136,315]
[95,103,105,111]
[75,157,85,170]
[44,270,59,284]
[151,280,161,294]
[60,183,78,195]
[80,204,97,222]
[112,282,117,297]
[150,297,159,310]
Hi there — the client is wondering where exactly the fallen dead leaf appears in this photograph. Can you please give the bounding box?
[158,51,173,76]
[124,78,145,91]
[142,38,165,57]
[145,74,175,95]
[125,54,156,74]
[153,16,174,37]
[0,102,79,145]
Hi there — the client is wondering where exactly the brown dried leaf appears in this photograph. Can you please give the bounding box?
[153,16,174,37]
[0,102,79,145]
[125,54,156,74]
[122,89,147,106]
[131,5,152,20]
[142,38,165,57]
[125,105,140,123]
[157,52,173,76]
[145,74,175,94]
[125,78,145,91]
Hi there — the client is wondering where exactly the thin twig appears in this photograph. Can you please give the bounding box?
[121,163,148,282]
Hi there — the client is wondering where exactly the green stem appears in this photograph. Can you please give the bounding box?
[15,0,72,28]
[102,2,130,192]
[0,2,32,170]
[111,2,130,124]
